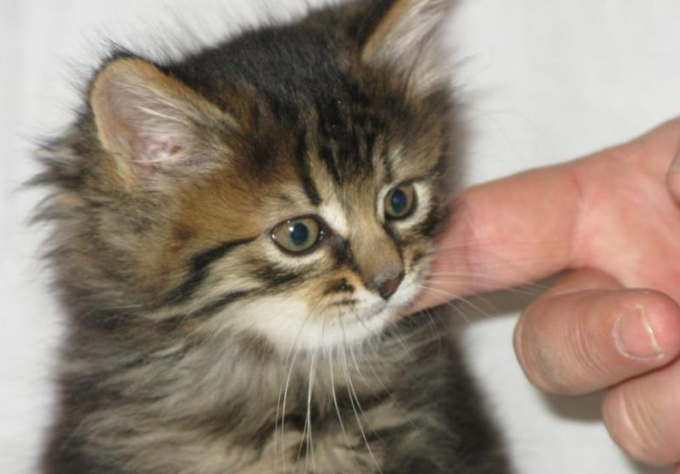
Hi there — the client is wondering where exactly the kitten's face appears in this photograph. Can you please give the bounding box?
[161,93,446,352]
[55,0,453,354]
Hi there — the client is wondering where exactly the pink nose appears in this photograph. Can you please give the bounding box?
[377,272,404,300]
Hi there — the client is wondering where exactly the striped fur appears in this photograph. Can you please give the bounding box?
[35,1,512,473]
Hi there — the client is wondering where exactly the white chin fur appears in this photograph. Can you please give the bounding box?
[235,277,422,354]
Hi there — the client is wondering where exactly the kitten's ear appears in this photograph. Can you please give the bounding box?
[90,57,231,182]
[354,0,453,95]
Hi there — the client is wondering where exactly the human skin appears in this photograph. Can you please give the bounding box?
[413,119,680,470]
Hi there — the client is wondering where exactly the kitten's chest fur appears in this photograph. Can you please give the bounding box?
[47,315,507,474]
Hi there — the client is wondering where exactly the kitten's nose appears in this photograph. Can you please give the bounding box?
[377,272,404,300]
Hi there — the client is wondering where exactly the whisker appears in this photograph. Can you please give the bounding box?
[328,345,357,459]
[417,287,480,326]
[277,343,300,471]
[423,308,443,355]
[430,240,571,256]
[353,340,420,432]
[425,273,547,296]
[301,354,317,474]
[327,323,364,473]
[340,319,383,474]
[275,302,320,471]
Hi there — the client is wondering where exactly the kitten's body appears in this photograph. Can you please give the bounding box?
[46,314,504,474]
[37,1,510,473]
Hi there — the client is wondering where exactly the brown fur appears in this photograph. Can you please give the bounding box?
[35,1,512,473]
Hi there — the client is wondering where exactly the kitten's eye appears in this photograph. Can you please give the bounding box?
[384,184,416,219]
[271,217,323,254]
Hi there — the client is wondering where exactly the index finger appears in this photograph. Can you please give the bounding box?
[416,162,581,309]
[414,118,680,311]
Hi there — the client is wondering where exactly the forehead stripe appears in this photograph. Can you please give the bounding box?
[319,144,342,184]
[295,131,322,206]
[381,145,394,183]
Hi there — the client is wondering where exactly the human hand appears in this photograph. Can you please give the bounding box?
[415,119,680,470]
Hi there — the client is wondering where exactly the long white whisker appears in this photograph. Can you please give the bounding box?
[328,346,355,452]
[301,354,317,473]
[275,294,331,470]
[275,304,320,471]
[340,319,383,474]
[278,343,301,471]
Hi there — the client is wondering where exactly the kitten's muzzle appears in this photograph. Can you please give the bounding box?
[377,272,404,300]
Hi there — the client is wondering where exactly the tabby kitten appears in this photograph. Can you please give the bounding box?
[37,0,510,473]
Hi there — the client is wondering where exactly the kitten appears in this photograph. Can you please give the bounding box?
[35,0,511,473]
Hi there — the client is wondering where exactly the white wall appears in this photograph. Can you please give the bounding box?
[1,1,678,473]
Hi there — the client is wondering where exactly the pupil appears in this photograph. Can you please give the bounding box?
[290,222,309,246]
[390,189,407,214]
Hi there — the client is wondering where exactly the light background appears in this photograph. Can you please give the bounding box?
[1,1,679,473]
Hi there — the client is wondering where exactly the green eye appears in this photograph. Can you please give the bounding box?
[384,184,416,219]
[271,217,323,254]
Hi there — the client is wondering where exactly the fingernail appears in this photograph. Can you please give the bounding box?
[613,305,665,360]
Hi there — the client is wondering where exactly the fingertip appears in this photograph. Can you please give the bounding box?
[514,278,680,396]
[602,360,680,466]
[614,290,680,364]
[602,387,657,466]
[646,291,680,359]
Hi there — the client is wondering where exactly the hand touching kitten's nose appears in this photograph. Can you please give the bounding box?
[414,118,680,471]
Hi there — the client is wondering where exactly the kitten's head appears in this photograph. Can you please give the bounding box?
[41,0,455,353]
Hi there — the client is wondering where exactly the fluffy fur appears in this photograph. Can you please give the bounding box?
[35,0,511,473]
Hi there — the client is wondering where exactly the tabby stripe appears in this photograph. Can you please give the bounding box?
[294,131,322,206]
[246,259,306,288]
[345,127,368,170]
[264,92,300,125]
[365,130,377,164]
[316,98,344,140]
[165,238,255,305]
[409,250,427,267]
[189,291,251,320]
[331,240,361,274]
[319,144,341,183]
[258,269,304,288]
[417,204,445,239]
[158,291,251,333]
[381,144,394,183]
[340,75,372,109]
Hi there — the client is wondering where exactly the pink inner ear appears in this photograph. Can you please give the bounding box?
[99,71,195,168]
[132,133,187,168]
[92,58,227,175]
